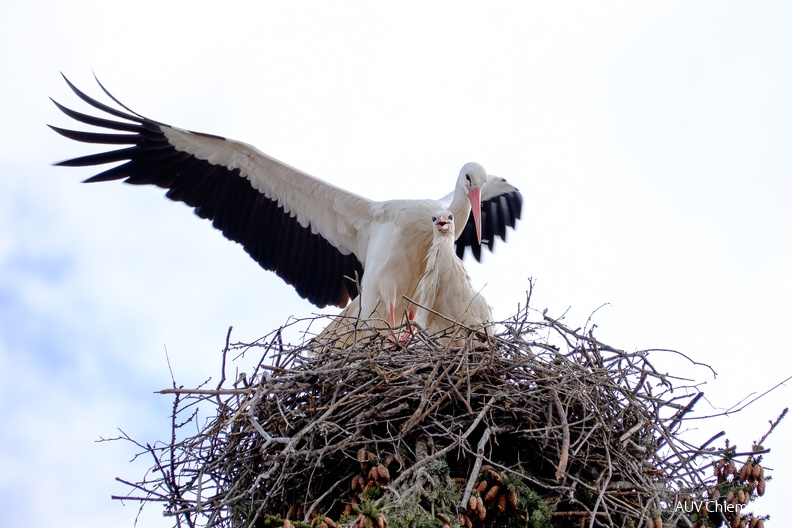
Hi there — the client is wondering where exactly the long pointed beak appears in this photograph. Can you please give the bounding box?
[468,187,482,244]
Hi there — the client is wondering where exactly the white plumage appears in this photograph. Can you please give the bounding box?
[50,76,522,330]
[411,210,493,337]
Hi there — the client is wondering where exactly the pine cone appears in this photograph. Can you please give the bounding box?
[376,463,390,481]
[484,485,501,505]
[507,489,518,511]
[740,462,752,481]
[757,478,766,496]
[476,479,488,494]
[475,499,487,521]
[487,469,504,483]
[497,493,508,513]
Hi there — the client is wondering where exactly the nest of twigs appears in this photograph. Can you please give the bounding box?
[114,291,783,528]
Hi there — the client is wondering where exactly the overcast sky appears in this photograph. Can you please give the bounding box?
[1,2,790,527]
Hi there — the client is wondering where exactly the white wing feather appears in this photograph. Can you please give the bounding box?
[162,127,375,263]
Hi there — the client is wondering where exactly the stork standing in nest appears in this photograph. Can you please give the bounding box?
[50,76,521,332]
[410,210,494,338]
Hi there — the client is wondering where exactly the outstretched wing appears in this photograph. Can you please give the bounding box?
[50,76,373,308]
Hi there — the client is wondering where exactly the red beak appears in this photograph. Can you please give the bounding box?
[468,187,482,244]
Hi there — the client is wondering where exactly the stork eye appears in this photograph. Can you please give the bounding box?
[465,174,471,183]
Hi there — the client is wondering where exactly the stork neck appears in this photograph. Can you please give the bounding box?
[429,232,456,259]
[440,233,456,249]
[448,186,472,239]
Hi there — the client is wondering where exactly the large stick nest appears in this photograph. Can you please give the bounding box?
[115,293,781,528]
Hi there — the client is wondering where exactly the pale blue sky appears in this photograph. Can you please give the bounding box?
[1,2,790,526]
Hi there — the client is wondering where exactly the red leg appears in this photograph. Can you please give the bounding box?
[388,301,396,328]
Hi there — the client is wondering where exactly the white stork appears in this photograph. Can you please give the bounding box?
[49,76,522,329]
[411,210,494,337]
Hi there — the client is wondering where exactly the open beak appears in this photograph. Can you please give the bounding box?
[468,187,482,244]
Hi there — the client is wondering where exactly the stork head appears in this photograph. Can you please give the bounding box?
[431,209,455,238]
[458,162,487,244]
